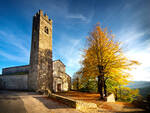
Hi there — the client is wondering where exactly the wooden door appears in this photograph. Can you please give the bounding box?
[57,84,61,92]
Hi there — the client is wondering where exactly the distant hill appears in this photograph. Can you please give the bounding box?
[127,81,150,88]
[127,81,150,97]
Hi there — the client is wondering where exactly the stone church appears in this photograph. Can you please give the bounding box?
[0,10,71,92]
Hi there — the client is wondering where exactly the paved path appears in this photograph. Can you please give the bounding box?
[0,90,82,113]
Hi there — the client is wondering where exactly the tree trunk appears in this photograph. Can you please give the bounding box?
[76,77,79,90]
[119,86,121,100]
[98,75,104,99]
[115,88,118,100]
[98,65,104,100]
[104,78,107,97]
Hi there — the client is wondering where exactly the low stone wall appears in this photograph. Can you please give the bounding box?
[50,93,76,108]
[49,93,97,111]
[0,74,28,90]
[76,100,98,111]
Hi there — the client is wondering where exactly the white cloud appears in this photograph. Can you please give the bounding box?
[115,24,150,81]
[0,50,28,63]
[64,39,82,67]
[60,38,82,76]
[117,27,150,44]
[66,14,91,23]
[67,14,86,21]
[125,47,150,81]
[53,34,84,77]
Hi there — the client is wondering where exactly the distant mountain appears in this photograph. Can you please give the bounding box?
[127,81,150,88]
[127,81,150,97]
[138,86,150,97]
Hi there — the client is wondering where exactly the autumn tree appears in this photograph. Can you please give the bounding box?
[72,72,81,90]
[80,24,139,99]
[73,72,98,92]
[106,78,139,102]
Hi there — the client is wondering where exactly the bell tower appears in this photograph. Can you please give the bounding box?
[28,10,53,92]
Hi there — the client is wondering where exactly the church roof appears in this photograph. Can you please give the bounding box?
[65,73,71,78]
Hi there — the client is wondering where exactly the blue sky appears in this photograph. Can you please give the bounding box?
[0,0,150,81]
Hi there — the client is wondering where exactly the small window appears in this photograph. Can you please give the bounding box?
[44,26,49,34]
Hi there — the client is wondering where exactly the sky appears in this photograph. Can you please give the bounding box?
[0,0,150,81]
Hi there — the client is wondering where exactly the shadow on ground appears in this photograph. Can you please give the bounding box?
[34,96,72,109]
[0,91,27,113]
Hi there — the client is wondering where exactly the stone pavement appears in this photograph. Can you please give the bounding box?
[0,90,82,113]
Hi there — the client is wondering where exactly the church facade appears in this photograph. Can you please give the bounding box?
[53,60,71,92]
[0,10,71,92]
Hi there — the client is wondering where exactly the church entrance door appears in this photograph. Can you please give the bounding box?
[57,84,61,92]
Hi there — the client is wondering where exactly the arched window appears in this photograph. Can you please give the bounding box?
[44,26,49,34]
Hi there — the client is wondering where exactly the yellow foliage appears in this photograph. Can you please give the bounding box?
[81,24,139,86]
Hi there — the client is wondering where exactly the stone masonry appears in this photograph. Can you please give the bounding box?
[0,75,28,90]
[28,10,53,91]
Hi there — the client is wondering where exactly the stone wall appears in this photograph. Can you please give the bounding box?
[49,93,98,112]
[53,60,65,73]
[0,74,28,90]
[2,65,30,75]
[66,73,71,90]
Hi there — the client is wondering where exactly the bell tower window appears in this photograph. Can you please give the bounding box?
[44,26,49,34]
